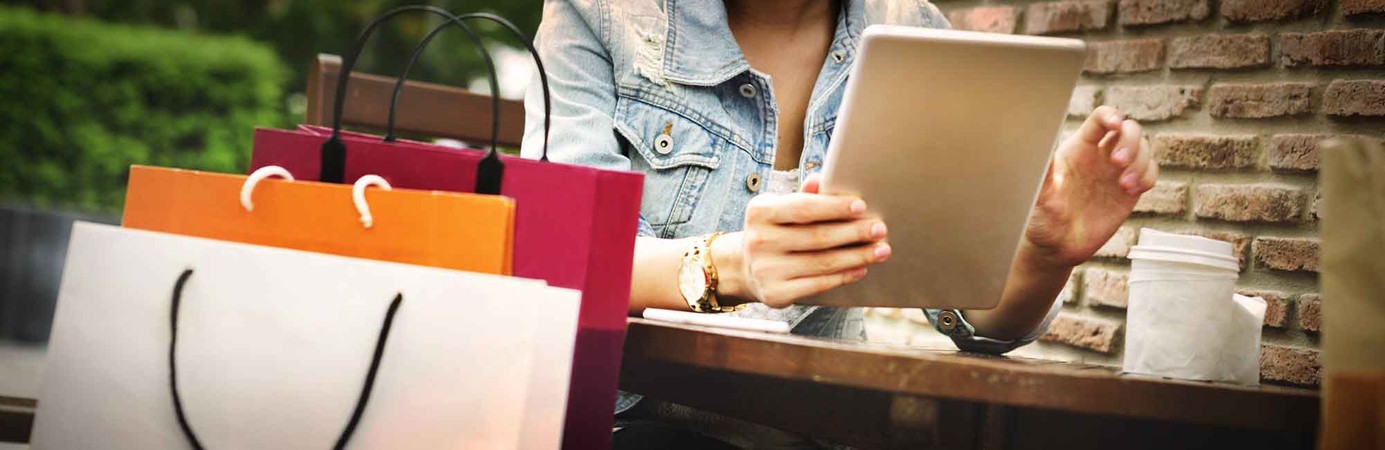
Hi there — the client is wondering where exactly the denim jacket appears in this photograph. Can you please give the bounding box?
[520,0,1062,416]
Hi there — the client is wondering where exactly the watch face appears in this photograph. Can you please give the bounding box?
[678,258,707,303]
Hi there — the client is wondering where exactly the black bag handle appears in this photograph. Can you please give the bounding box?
[320,5,504,194]
[168,269,403,450]
[385,12,552,163]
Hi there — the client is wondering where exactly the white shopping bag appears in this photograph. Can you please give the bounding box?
[32,222,580,449]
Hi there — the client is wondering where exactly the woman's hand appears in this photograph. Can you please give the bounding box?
[1023,106,1158,270]
[962,106,1157,340]
[714,175,891,308]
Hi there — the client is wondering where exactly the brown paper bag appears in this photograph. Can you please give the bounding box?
[1319,137,1385,450]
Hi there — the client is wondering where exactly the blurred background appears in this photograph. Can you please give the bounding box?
[1,0,541,214]
[0,0,541,398]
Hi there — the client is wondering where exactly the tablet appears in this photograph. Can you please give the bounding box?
[808,26,1086,310]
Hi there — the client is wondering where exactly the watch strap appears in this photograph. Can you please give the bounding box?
[687,232,743,313]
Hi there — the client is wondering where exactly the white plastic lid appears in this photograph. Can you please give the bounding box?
[1127,228,1239,271]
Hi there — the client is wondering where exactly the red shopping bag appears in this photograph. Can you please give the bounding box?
[251,8,642,450]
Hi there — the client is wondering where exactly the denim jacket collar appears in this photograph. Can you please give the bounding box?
[660,0,866,87]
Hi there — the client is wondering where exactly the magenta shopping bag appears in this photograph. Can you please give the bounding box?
[251,7,643,450]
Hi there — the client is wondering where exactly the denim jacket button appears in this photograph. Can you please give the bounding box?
[831,50,846,64]
[804,161,821,171]
[739,83,757,98]
[746,172,762,192]
[654,134,674,154]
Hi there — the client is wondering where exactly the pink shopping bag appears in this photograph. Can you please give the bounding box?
[251,7,644,450]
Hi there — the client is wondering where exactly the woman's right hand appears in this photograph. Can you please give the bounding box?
[713,174,891,308]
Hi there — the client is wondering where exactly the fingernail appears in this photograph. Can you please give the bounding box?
[1121,172,1138,188]
[870,222,887,239]
[850,200,867,214]
[852,267,869,280]
[1127,179,1146,194]
[874,243,892,261]
[1112,147,1131,165]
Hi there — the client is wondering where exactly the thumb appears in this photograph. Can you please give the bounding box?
[800,173,822,194]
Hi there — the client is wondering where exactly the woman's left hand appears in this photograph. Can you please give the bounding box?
[1022,106,1158,270]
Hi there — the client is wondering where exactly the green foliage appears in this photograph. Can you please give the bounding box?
[0,1,545,212]
[5,0,545,92]
[0,5,288,212]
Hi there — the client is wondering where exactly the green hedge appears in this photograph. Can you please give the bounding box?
[0,6,287,212]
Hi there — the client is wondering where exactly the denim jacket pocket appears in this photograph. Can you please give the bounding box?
[614,95,727,236]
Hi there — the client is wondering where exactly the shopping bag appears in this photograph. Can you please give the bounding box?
[1319,137,1385,449]
[122,164,515,275]
[250,8,643,449]
[32,222,580,449]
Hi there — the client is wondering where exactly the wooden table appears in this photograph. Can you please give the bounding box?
[620,318,1319,450]
[0,319,1321,448]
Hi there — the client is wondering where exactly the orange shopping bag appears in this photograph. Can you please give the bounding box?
[122,165,514,275]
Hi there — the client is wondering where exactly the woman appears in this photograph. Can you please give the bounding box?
[521,0,1157,448]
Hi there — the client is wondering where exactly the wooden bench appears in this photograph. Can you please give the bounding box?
[620,318,1319,450]
[304,53,526,147]
[0,395,34,444]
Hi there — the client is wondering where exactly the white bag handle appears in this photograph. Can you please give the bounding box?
[240,167,391,230]
[240,166,295,212]
[352,175,393,229]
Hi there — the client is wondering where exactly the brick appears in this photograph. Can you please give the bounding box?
[1117,0,1209,25]
[1298,294,1321,332]
[1060,271,1081,304]
[1168,34,1271,69]
[1068,85,1102,117]
[1152,134,1259,169]
[1313,189,1321,220]
[1269,134,1328,171]
[1274,136,1385,172]
[947,6,1020,34]
[1261,345,1321,386]
[1025,0,1111,35]
[1323,80,1385,116]
[1104,85,1203,121]
[1237,289,1293,328]
[1094,227,1137,259]
[1207,82,1313,118]
[1342,0,1385,15]
[1083,267,1129,308]
[1253,237,1320,272]
[1195,184,1304,223]
[1180,229,1251,268]
[1222,0,1325,22]
[1133,181,1188,215]
[1040,312,1121,353]
[1083,39,1163,74]
[1279,30,1385,67]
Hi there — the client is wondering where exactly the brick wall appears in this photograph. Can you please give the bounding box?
[866,0,1384,387]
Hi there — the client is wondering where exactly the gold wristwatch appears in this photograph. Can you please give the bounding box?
[678,232,742,313]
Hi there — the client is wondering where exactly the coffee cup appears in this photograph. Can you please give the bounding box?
[1123,229,1264,385]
